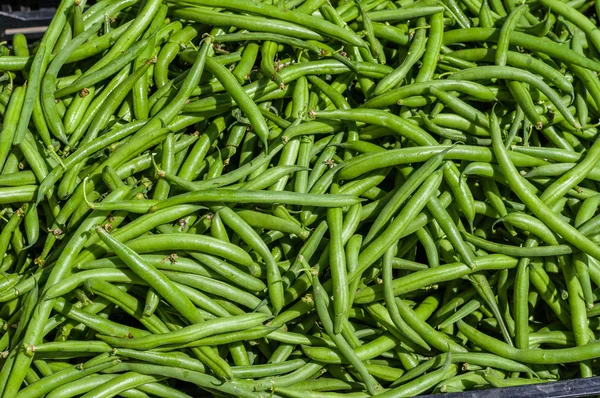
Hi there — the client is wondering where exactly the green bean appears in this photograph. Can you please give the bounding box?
[151,189,360,211]
[494,212,559,244]
[41,22,103,144]
[176,0,366,47]
[450,48,572,94]
[365,148,446,244]
[213,205,284,314]
[55,297,149,338]
[462,232,572,256]
[11,0,72,147]
[443,27,600,73]
[205,58,270,148]
[449,66,578,128]
[416,12,444,82]
[0,85,25,172]
[309,272,380,395]
[171,8,325,41]
[95,226,232,379]
[339,144,546,181]
[353,170,443,280]
[496,5,529,67]
[378,356,455,398]
[374,17,427,95]
[80,372,163,398]
[540,134,600,206]
[56,39,151,100]
[3,1,600,394]
[14,355,119,398]
[491,108,600,262]
[98,313,269,350]
[313,109,437,146]
[458,320,600,364]
[355,254,518,303]
[103,362,262,398]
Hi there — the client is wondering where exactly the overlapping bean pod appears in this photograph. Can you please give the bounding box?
[2,0,600,395]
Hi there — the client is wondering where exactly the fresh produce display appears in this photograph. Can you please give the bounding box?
[2,0,600,396]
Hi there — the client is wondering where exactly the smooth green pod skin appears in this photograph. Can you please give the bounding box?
[23,203,39,248]
[235,209,308,238]
[538,133,600,206]
[0,186,37,204]
[93,232,255,269]
[11,0,73,147]
[97,313,270,350]
[363,80,497,109]
[0,85,25,172]
[381,246,431,351]
[364,147,447,245]
[443,27,600,73]
[52,297,149,339]
[175,0,366,47]
[496,5,529,67]
[36,119,148,204]
[189,252,266,292]
[313,109,437,146]
[378,357,455,398]
[59,63,154,201]
[65,65,132,149]
[80,372,163,398]
[416,12,444,82]
[491,109,600,263]
[213,206,284,315]
[86,0,162,74]
[65,20,134,63]
[154,25,199,88]
[41,22,104,145]
[462,232,573,256]
[458,320,600,364]
[54,37,153,98]
[63,86,96,135]
[537,0,600,54]
[326,204,348,335]
[142,288,160,319]
[242,166,309,192]
[448,66,578,128]
[12,34,29,57]
[181,59,390,114]
[338,145,547,181]
[374,17,427,95]
[152,133,175,200]
[309,273,380,395]
[13,355,119,398]
[94,227,233,380]
[171,8,325,41]
[37,38,211,260]
[443,161,476,230]
[233,43,260,84]
[351,170,443,281]
[44,375,116,398]
[150,189,361,211]
[95,362,263,398]
[260,40,279,81]
[428,86,490,129]
[354,254,519,303]
[6,0,600,394]
[113,349,206,374]
[205,57,270,149]
[85,60,153,145]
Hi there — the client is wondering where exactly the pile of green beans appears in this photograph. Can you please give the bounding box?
[3,0,600,395]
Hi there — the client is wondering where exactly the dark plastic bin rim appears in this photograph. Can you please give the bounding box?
[0,9,56,21]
